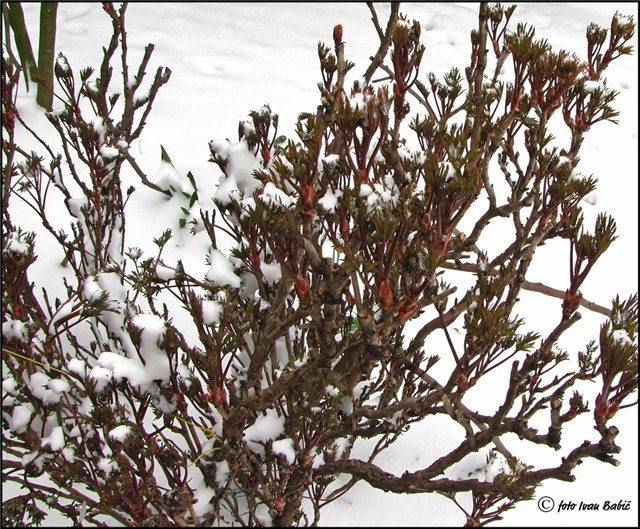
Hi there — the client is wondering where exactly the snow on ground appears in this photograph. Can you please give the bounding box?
[4,2,638,527]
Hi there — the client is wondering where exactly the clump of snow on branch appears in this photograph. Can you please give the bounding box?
[211,138,262,204]
[206,249,242,288]
[243,408,286,455]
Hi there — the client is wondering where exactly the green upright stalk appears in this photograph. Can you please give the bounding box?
[36,2,58,111]
[5,2,37,81]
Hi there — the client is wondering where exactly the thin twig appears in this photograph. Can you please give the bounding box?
[440,260,611,317]
[363,3,400,86]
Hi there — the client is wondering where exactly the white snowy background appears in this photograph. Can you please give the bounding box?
[3,2,638,527]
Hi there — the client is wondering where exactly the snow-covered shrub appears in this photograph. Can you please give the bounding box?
[2,3,637,527]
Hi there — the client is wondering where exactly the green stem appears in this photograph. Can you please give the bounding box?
[6,2,37,83]
[36,2,58,111]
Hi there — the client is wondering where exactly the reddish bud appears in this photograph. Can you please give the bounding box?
[206,386,226,407]
[340,216,350,239]
[457,372,468,391]
[606,401,619,418]
[378,279,394,309]
[537,214,549,230]
[249,252,261,270]
[333,24,343,46]
[356,169,370,185]
[562,289,581,316]
[300,185,316,207]
[594,393,608,422]
[398,301,418,320]
[431,239,448,255]
[393,82,402,100]
[51,470,66,485]
[505,135,514,154]
[3,109,15,132]
[379,279,392,298]
[580,120,590,133]
[420,213,431,231]
[295,275,309,299]
[44,342,55,357]
[261,146,271,165]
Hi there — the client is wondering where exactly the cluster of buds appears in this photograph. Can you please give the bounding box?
[332,85,390,186]
[529,50,582,114]
[585,13,635,78]
[240,106,280,167]
[390,19,424,120]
